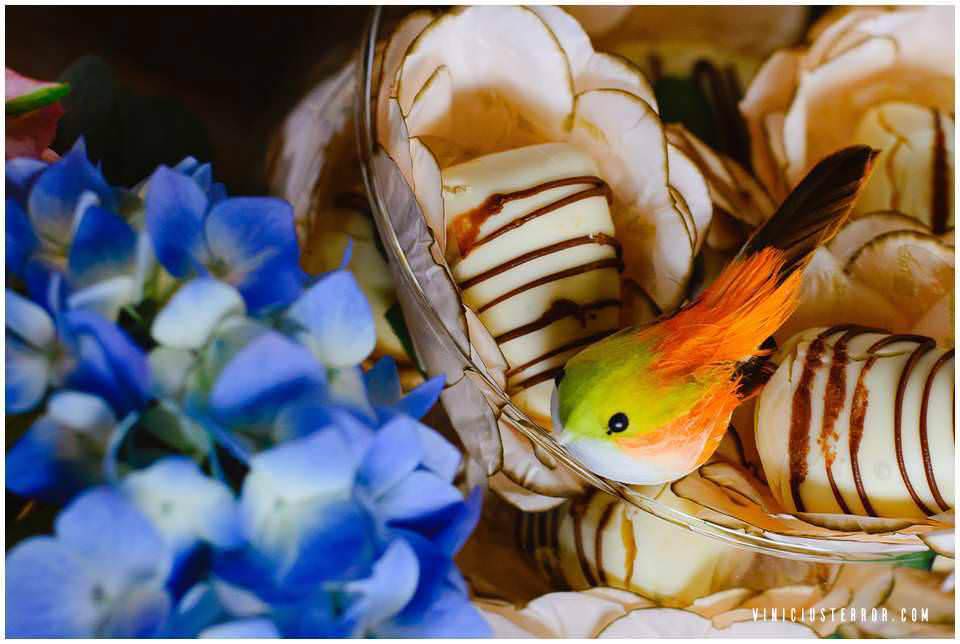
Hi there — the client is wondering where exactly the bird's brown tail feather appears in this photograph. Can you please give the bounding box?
[737,145,879,281]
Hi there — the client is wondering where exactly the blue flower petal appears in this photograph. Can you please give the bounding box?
[204,197,301,312]
[6,415,105,503]
[376,470,463,525]
[6,157,47,202]
[152,278,246,350]
[61,310,151,416]
[67,276,137,321]
[5,335,50,413]
[5,537,103,636]
[327,365,375,419]
[173,156,201,177]
[395,374,444,420]
[414,422,461,483]
[55,487,173,581]
[201,618,280,638]
[26,145,115,248]
[281,499,377,589]
[209,331,325,427]
[6,288,55,348]
[46,390,117,430]
[145,166,209,278]
[6,197,38,276]
[377,533,490,638]
[286,269,375,367]
[431,486,483,556]
[24,260,68,314]
[345,538,420,632]
[99,584,171,638]
[67,204,137,288]
[163,583,227,637]
[239,431,376,587]
[359,416,422,498]
[189,162,212,193]
[244,430,358,512]
[364,356,403,407]
[122,457,241,554]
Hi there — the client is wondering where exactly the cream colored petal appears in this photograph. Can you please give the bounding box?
[776,247,907,344]
[740,50,801,200]
[396,6,574,155]
[570,88,693,311]
[376,10,434,145]
[488,472,567,512]
[844,230,954,324]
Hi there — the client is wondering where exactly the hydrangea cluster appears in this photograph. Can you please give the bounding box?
[5,142,489,637]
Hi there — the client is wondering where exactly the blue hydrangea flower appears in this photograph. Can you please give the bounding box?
[6,390,117,503]
[5,287,151,416]
[145,166,304,313]
[6,487,175,637]
[6,141,152,319]
[209,414,487,637]
[5,147,489,639]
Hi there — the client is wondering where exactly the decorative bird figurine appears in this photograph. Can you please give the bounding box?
[552,146,878,485]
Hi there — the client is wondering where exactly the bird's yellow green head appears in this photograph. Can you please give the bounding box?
[551,331,706,484]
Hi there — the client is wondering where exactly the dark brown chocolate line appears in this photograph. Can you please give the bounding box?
[849,357,877,517]
[894,340,937,516]
[506,330,616,379]
[848,334,927,516]
[476,258,622,314]
[535,507,549,578]
[544,507,568,591]
[453,177,610,257]
[460,233,621,291]
[594,499,616,587]
[931,109,948,235]
[570,492,598,587]
[820,328,862,515]
[788,329,833,511]
[621,508,636,588]
[920,349,954,512]
[509,366,568,396]
[495,298,622,345]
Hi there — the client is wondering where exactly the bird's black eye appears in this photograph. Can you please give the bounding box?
[607,412,629,434]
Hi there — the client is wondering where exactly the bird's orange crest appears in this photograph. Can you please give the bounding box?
[644,247,803,380]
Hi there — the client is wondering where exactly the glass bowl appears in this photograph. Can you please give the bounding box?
[352,6,944,563]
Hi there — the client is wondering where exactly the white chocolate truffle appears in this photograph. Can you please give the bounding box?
[443,143,622,426]
[757,327,955,519]
[517,488,829,607]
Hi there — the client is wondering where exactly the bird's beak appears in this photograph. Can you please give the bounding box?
[550,380,573,446]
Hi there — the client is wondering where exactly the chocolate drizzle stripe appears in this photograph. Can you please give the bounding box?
[453,177,611,258]
[476,258,622,314]
[920,349,954,512]
[789,327,850,511]
[509,367,569,395]
[546,508,568,590]
[621,507,636,588]
[849,357,878,517]
[820,328,866,515]
[848,334,928,517]
[495,299,621,345]
[931,109,948,235]
[459,233,621,291]
[571,492,598,587]
[894,340,937,516]
[594,500,616,587]
[506,330,616,379]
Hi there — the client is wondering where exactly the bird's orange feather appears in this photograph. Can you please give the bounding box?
[643,247,803,381]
